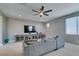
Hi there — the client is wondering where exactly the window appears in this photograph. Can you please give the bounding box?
[65,16,79,35]
[78,17,79,35]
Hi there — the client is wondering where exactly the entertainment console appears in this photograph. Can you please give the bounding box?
[15,33,46,44]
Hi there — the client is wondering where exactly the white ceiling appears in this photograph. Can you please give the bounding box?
[0,3,79,22]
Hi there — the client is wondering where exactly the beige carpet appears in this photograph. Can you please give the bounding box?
[0,41,79,56]
[45,43,79,56]
[0,41,23,56]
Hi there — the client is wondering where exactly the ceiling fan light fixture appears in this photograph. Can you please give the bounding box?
[32,6,52,17]
[40,12,43,15]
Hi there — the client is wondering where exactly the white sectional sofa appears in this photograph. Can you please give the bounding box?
[23,36,64,56]
[56,37,64,49]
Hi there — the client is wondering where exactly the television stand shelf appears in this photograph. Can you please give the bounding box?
[15,33,46,45]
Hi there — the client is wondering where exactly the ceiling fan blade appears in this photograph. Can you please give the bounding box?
[40,6,44,11]
[32,9,38,12]
[43,10,52,13]
[43,13,49,16]
[33,14,39,16]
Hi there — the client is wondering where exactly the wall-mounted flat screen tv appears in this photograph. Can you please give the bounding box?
[24,25,36,33]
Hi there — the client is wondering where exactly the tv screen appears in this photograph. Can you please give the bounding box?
[24,25,36,33]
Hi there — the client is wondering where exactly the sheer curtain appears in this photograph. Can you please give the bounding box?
[66,17,77,35]
[65,16,79,45]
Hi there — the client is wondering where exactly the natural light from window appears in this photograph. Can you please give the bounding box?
[65,16,79,35]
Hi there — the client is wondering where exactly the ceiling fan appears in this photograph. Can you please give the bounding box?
[32,6,52,17]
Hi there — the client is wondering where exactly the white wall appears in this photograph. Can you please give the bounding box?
[43,18,65,38]
[0,16,2,44]
[7,18,44,41]
[0,13,6,45]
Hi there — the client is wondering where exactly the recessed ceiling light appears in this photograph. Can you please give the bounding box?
[19,14,22,17]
